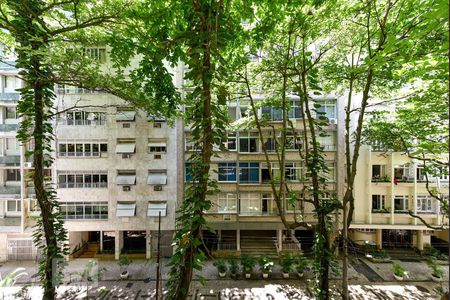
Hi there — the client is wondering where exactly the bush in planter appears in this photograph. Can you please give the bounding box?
[241,255,255,278]
[118,254,132,279]
[295,254,308,277]
[214,259,227,277]
[392,262,407,280]
[423,245,449,261]
[428,259,444,280]
[258,256,274,278]
[279,254,294,278]
[228,259,239,278]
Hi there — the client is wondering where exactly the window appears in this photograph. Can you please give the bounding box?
[116,139,136,154]
[58,171,107,188]
[417,195,433,212]
[394,164,410,181]
[6,199,21,212]
[261,106,283,121]
[116,170,136,185]
[316,133,336,151]
[115,109,136,122]
[83,48,106,62]
[285,162,302,181]
[5,107,18,119]
[239,162,259,184]
[440,168,449,181]
[116,202,136,217]
[264,138,278,152]
[315,100,336,119]
[261,193,277,215]
[147,170,167,185]
[218,163,237,182]
[217,193,237,213]
[185,135,199,151]
[147,114,166,122]
[61,111,106,126]
[238,132,259,153]
[6,169,20,181]
[147,202,167,217]
[148,140,167,153]
[222,132,237,151]
[285,135,302,150]
[288,99,303,119]
[372,165,386,180]
[416,165,427,182]
[324,162,335,182]
[239,192,260,214]
[60,202,108,220]
[228,106,238,122]
[261,162,280,183]
[372,195,385,210]
[394,195,409,212]
[68,142,111,156]
[6,138,19,151]
[185,163,193,182]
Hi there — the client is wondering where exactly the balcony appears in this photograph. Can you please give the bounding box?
[0,155,20,164]
[0,124,18,132]
[0,186,21,197]
[0,217,21,232]
[0,92,20,101]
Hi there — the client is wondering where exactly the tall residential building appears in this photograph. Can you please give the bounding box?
[0,50,184,261]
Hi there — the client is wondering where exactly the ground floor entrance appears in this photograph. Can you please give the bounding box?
[382,229,412,248]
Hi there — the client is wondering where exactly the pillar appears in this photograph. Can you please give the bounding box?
[114,230,123,260]
[146,230,151,259]
[236,229,240,251]
[100,231,103,252]
[376,229,382,249]
[218,230,222,250]
[416,230,424,251]
[277,229,283,252]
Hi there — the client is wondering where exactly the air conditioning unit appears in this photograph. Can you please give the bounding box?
[153,122,162,128]
[122,186,131,191]
[154,154,161,159]
[154,185,163,191]
[329,118,337,125]
[24,162,32,168]
[122,123,131,128]
[122,153,132,159]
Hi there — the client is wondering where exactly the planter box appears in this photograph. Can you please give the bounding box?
[393,274,404,281]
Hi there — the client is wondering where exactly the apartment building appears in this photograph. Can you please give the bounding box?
[0,50,184,261]
[350,146,449,250]
[189,94,346,255]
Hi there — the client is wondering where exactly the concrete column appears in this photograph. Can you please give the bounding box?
[218,230,222,250]
[416,230,424,251]
[236,229,240,251]
[376,229,382,249]
[114,230,122,260]
[146,230,151,259]
[100,231,103,252]
[390,153,395,225]
[277,229,283,252]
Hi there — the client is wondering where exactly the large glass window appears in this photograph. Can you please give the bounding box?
[6,169,20,181]
[222,132,237,151]
[372,195,385,210]
[394,195,409,212]
[315,100,336,119]
[261,193,277,215]
[316,133,336,151]
[261,106,283,121]
[61,111,106,126]
[239,162,259,184]
[261,163,280,183]
[417,195,433,212]
[6,199,21,212]
[217,193,237,213]
[285,162,302,181]
[218,163,237,182]
[58,171,108,188]
[58,142,107,157]
[5,107,18,119]
[288,99,303,119]
[239,193,260,214]
[185,163,193,182]
[60,202,108,220]
[394,164,410,181]
[372,165,386,181]
[239,132,259,153]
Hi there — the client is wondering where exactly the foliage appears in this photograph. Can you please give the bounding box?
[279,254,294,273]
[228,259,239,275]
[295,255,308,274]
[258,256,274,274]
[241,256,256,274]
[427,259,444,278]
[392,262,407,277]
[0,268,27,287]
[118,254,131,268]
[423,245,448,261]
[214,259,227,274]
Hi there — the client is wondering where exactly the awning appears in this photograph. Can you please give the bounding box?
[148,142,166,148]
[116,143,135,153]
[116,175,136,185]
[147,202,167,217]
[116,202,136,217]
[147,173,167,185]
[147,114,166,122]
[116,111,136,121]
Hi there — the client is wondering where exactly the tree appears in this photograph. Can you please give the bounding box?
[0,2,122,299]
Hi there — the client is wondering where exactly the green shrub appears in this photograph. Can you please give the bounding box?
[280,254,294,273]
[258,256,274,274]
[241,255,255,274]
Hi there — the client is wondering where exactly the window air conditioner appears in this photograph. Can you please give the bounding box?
[153,122,162,128]
[122,153,132,159]
[154,185,163,191]
[329,118,337,125]
[122,123,131,128]
[154,154,162,159]
[122,186,131,191]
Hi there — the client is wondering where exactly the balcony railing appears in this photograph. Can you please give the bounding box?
[0,92,20,101]
[0,186,21,195]
[0,155,20,164]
